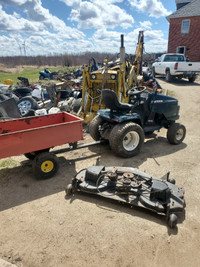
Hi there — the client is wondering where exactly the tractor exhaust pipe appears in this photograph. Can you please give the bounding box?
[120,34,125,64]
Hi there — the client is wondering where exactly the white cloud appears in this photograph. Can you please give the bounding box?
[128,0,171,18]
[0,0,168,56]
[0,1,85,39]
[67,1,134,29]
[139,21,152,30]
[59,0,81,8]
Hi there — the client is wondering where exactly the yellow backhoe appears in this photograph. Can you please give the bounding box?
[81,31,144,123]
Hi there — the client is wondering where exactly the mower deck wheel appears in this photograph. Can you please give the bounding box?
[65,184,73,196]
[168,213,178,228]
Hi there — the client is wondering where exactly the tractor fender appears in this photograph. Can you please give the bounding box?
[97,109,142,124]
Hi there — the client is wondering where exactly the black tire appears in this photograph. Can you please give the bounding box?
[32,152,59,179]
[166,70,172,82]
[17,96,39,116]
[39,74,44,80]
[24,148,50,160]
[152,67,156,77]
[188,76,196,83]
[72,98,82,113]
[168,214,178,228]
[89,115,104,141]
[109,122,144,158]
[24,152,37,160]
[167,123,186,145]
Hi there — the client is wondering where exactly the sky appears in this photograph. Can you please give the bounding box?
[0,0,176,56]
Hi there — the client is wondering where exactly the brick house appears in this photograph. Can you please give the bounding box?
[167,0,200,62]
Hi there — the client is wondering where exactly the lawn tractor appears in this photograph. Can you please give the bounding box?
[81,32,144,123]
[89,87,186,157]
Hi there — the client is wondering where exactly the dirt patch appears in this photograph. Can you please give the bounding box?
[0,78,200,267]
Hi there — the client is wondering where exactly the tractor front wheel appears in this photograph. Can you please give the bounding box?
[109,122,144,157]
[167,123,186,145]
[32,152,59,179]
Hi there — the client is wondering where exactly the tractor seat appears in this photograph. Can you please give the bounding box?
[102,89,133,112]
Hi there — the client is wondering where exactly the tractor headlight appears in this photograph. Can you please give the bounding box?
[111,74,116,80]
[91,74,96,80]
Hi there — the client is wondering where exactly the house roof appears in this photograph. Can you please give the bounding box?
[167,0,200,21]
[175,0,192,3]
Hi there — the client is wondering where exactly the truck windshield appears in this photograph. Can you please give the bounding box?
[164,55,185,62]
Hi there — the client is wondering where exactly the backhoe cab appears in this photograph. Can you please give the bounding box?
[82,32,144,123]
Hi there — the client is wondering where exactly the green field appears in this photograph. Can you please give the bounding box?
[0,66,76,85]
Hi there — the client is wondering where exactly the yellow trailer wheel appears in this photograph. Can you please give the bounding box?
[32,152,59,179]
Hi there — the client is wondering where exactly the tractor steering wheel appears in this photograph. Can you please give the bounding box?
[128,86,146,96]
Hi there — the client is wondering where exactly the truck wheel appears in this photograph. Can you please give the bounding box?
[32,152,59,179]
[168,214,177,228]
[166,70,172,82]
[109,122,144,157]
[152,67,156,77]
[188,76,196,82]
[89,115,104,141]
[167,123,186,145]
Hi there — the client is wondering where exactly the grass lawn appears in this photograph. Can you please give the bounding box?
[0,66,76,85]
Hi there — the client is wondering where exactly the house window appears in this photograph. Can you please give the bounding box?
[181,20,190,34]
[176,46,186,55]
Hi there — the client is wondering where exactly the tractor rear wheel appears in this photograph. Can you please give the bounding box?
[109,122,144,157]
[89,115,104,141]
[167,123,186,145]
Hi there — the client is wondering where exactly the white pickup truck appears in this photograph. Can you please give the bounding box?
[152,53,200,82]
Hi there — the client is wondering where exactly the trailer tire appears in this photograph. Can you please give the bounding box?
[32,152,59,179]
[167,123,186,145]
[89,115,104,141]
[166,70,172,82]
[24,148,50,160]
[109,122,144,157]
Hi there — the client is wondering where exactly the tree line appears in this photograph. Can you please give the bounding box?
[0,52,162,68]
